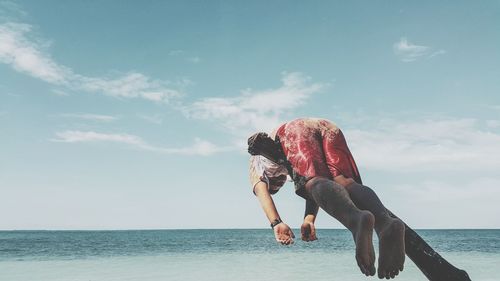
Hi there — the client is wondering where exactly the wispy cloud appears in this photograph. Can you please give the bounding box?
[51,88,69,96]
[345,117,500,172]
[0,1,27,21]
[60,113,119,122]
[428,49,446,58]
[0,23,68,83]
[74,73,182,102]
[185,72,327,136]
[137,114,163,125]
[384,177,500,228]
[53,131,143,145]
[6,92,20,97]
[168,50,183,56]
[486,120,500,128]
[393,37,445,62]
[168,49,201,64]
[0,22,183,102]
[52,130,227,156]
[486,105,500,111]
[187,56,201,64]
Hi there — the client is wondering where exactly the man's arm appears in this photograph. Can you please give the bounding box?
[301,198,319,241]
[254,181,295,245]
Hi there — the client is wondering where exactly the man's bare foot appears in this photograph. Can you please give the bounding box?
[377,218,405,279]
[352,210,376,276]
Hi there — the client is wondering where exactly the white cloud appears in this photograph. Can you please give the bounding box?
[168,49,201,64]
[383,177,500,228]
[0,22,182,102]
[75,72,181,102]
[53,130,143,145]
[0,1,27,19]
[60,113,118,122]
[168,50,183,56]
[185,72,327,135]
[486,105,500,111]
[345,117,500,172]
[51,130,226,156]
[187,56,201,64]
[428,49,447,58]
[137,114,163,125]
[6,92,20,97]
[51,88,69,96]
[393,37,445,62]
[486,120,500,128]
[0,23,69,83]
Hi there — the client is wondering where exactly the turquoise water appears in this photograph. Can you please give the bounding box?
[1,229,498,281]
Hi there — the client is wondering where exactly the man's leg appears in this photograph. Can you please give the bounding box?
[276,119,375,276]
[337,176,406,279]
[320,127,405,279]
[305,176,376,276]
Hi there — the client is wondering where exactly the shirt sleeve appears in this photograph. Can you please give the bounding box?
[249,156,270,195]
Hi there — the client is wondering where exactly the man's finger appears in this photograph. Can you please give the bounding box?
[302,225,311,237]
[303,232,312,241]
[310,224,316,238]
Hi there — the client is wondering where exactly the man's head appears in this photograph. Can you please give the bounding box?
[247,132,286,165]
[247,132,273,156]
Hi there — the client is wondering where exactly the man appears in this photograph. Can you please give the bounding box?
[249,117,405,279]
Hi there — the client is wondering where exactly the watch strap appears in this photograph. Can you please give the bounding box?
[270,218,283,229]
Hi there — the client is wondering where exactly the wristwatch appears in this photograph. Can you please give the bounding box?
[270,218,283,229]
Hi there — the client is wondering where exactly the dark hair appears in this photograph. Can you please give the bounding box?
[247,132,272,155]
[247,132,287,166]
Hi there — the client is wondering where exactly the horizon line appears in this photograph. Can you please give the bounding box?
[1,227,499,232]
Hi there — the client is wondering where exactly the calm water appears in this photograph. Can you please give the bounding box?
[0,229,498,281]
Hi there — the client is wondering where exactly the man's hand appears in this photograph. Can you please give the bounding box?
[301,221,317,242]
[273,222,295,245]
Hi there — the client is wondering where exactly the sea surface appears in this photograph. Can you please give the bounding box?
[0,229,498,281]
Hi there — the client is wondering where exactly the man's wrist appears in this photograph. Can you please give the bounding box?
[270,218,283,229]
[303,214,316,223]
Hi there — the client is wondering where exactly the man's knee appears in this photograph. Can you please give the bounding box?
[305,176,348,199]
[305,176,330,192]
[334,175,355,187]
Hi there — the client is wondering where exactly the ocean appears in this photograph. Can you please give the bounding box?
[0,229,498,281]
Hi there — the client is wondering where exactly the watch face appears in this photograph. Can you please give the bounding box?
[271,218,282,228]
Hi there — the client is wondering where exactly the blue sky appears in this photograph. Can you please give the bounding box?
[1,0,499,230]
